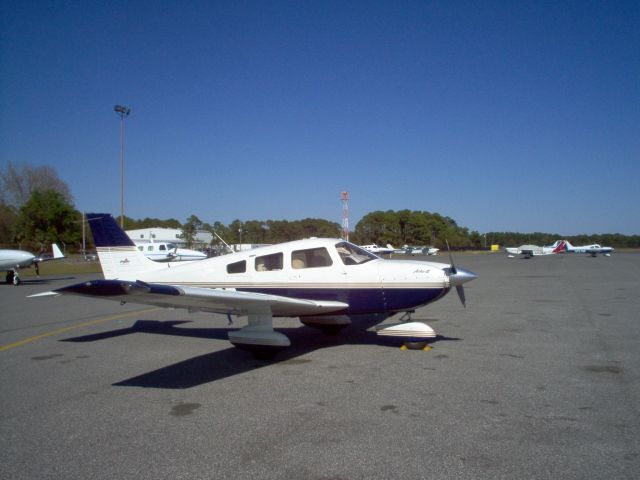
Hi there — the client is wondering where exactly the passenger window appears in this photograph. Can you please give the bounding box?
[137,246,143,252]
[147,246,154,251]
[159,245,166,251]
[255,252,283,271]
[227,260,246,274]
[291,247,333,269]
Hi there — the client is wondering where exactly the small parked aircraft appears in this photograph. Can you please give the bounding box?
[32,214,477,353]
[505,240,566,258]
[563,240,614,257]
[397,245,439,256]
[134,241,207,262]
[1,244,64,285]
[359,244,395,255]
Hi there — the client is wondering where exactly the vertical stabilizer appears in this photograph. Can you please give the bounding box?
[86,213,165,279]
[52,244,64,259]
[553,240,567,253]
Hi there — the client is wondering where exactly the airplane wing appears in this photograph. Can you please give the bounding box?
[34,279,349,317]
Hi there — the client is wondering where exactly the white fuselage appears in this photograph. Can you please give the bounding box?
[0,250,36,270]
[98,238,452,316]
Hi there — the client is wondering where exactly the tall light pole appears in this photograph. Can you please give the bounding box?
[114,105,131,228]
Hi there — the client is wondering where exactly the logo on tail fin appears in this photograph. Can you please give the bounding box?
[553,240,566,253]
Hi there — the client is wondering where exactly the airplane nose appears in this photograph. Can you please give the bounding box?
[449,267,478,286]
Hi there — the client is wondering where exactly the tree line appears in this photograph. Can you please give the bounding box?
[2,162,639,251]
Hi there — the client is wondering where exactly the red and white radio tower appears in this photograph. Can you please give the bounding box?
[340,191,350,241]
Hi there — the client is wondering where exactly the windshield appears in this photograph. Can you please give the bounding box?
[335,241,378,265]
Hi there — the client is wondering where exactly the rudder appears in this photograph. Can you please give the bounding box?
[87,213,135,247]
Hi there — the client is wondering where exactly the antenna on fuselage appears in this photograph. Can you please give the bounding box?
[212,230,234,254]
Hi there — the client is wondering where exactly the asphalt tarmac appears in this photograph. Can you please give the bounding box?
[1,252,639,479]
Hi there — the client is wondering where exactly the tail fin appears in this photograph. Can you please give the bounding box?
[553,240,566,253]
[87,213,165,279]
[52,244,64,259]
[562,240,573,251]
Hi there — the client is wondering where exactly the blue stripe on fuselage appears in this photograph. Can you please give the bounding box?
[237,286,448,315]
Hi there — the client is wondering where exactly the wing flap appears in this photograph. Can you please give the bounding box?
[52,279,348,317]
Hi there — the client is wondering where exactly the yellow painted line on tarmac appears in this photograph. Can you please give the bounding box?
[0,307,160,352]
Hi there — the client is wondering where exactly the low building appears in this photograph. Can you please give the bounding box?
[125,228,213,249]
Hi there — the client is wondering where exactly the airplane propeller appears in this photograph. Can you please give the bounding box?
[445,240,477,308]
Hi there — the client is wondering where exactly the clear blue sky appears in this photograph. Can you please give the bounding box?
[1,1,638,235]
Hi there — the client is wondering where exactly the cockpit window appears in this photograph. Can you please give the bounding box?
[335,242,377,265]
[291,247,333,269]
[255,252,283,271]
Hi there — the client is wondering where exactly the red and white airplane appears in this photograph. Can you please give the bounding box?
[505,240,566,258]
[33,214,477,353]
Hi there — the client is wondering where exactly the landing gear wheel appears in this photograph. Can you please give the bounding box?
[6,271,15,284]
[12,274,21,285]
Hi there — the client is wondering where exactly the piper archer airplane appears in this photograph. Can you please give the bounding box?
[32,214,477,354]
[1,244,64,285]
[562,240,614,257]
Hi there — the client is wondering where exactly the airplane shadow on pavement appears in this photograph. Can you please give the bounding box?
[61,319,460,389]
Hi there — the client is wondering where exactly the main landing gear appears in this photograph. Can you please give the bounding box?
[376,310,437,350]
[5,270,21,286]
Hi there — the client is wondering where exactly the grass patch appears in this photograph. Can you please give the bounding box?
[20,255,102,277]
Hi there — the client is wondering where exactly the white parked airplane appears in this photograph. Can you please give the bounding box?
[397,245,439,256]
[505,240,566,258]
[33,214,477,353]
[360,244,395,255]
[134,241,207,262]
[563,240,614,257]
[1,244,64,285]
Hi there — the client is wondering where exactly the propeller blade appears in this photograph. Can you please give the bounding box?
[445,239,457,274]
[456,285,466,308]
[445,239,477,308]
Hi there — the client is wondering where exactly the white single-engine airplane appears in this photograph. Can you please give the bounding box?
[1,244,64,285]
[562,240,614,257]
[397,245,440,256]
[360,244,395,255]
[505,240,566,258]
[33,214,477,353]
